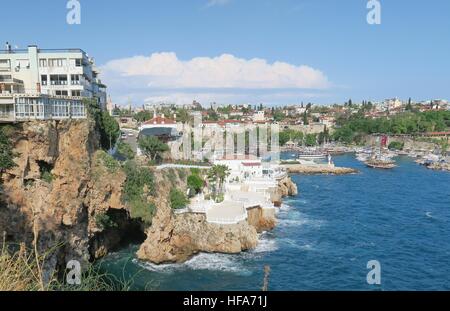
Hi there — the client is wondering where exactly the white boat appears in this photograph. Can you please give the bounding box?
[297,153,326,160]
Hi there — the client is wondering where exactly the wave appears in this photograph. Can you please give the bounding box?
[252,235,278,253]
[134,252,251,275]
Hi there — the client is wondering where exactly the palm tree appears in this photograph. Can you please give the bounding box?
[207,165,230,198]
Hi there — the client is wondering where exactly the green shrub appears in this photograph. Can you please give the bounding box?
[0,127,16,173]
[117,141,135,160]
[41,171,54,183]
[167,168,177,186]
[388,141,405,150]
[122,161,155,199]
[95,213,118,230]
[128,200,155,225]
[187,174,204,196]
[122,161,156,225]
[97,151,119,173]
[169,188,189,210]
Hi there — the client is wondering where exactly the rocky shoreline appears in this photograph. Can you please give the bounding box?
[0,120,300,271]
[281,164,358,175]
[137,172,298,264]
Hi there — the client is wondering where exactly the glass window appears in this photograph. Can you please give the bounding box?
[41,75,48,85]
[75,59,82,67]
[39,59,47,67]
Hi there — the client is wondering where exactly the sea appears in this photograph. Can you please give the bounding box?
[99,154,450,290]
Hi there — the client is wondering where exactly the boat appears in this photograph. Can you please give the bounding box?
[297,152,326,160]
[365,158,397,169]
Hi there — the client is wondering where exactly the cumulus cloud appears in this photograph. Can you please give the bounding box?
[102,52,330,90]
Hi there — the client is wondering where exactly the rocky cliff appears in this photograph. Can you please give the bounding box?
[136,169,259,264]
[0,120,141,280]
[137,172,298,264]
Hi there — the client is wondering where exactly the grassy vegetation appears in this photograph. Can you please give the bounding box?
[96,150,120,173]
[0,125,17,174]
[0,241,128,291]
[122,161,156,225]
[169,188,189,210]
[85,99,120,151]
[116,141,135,160]
[95,213,118,230]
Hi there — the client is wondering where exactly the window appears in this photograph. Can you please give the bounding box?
[48,59,66,67]
[55,90,68,96]
[50,75,68,85]
[70,74,80,85]
[41,75,48,86]
[39,59,47,67]
[0,59,10,71]
[71,90,81,97]
[75,59,82,67]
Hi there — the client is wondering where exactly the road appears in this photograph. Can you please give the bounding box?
[120,128,138,152]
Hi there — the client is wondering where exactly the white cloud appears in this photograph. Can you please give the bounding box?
[102,52,330,90]
[206,0,231,7]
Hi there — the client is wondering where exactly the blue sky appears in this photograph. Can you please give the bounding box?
[2,0,450,106]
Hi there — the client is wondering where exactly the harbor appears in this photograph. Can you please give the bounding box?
[99,154,450,290]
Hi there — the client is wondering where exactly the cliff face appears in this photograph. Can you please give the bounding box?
[271,176,298,207]
[137,170,258,264]
[0,120,138,278]
[137,172,299,264]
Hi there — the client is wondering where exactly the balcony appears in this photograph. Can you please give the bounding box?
[0,77,24,85]
[0,104,15,122]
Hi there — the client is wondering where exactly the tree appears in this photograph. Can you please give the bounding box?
[117,141,135,160]
[273,111,285,122]
[207,165,230,198]
[138,136,169,162]
[102,112,120,150]
[303,112,309,125]
[0,128,16,174]
[305,134,317,146]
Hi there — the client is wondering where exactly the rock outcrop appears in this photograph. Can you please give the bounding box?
[271,176,298,207]
[137,169,258,264]
[0,120,140,278]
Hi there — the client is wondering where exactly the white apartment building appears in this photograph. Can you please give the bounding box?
[0,45,107,122]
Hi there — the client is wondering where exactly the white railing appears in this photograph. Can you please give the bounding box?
[206,213,247,225]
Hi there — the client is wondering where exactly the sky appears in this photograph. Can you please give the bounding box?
[2,0,450,107]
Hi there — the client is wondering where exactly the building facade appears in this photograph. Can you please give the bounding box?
[0,45,107,122]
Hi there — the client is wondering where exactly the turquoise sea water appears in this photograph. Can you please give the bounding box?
[100,154,450,290]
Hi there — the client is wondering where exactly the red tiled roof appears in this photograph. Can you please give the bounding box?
[143,117,176,125]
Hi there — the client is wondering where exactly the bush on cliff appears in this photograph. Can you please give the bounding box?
[0,126,16,174]
[187,174,204,196]
[122,161,156,225]
[169,188,189,210]
[95,213,118,230]
[85,99,120,151]
[116,141,135,160]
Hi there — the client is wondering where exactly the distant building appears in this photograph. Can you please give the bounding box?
[0,45,107,122]
[253,110,266,122]
[138,113,179,143]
